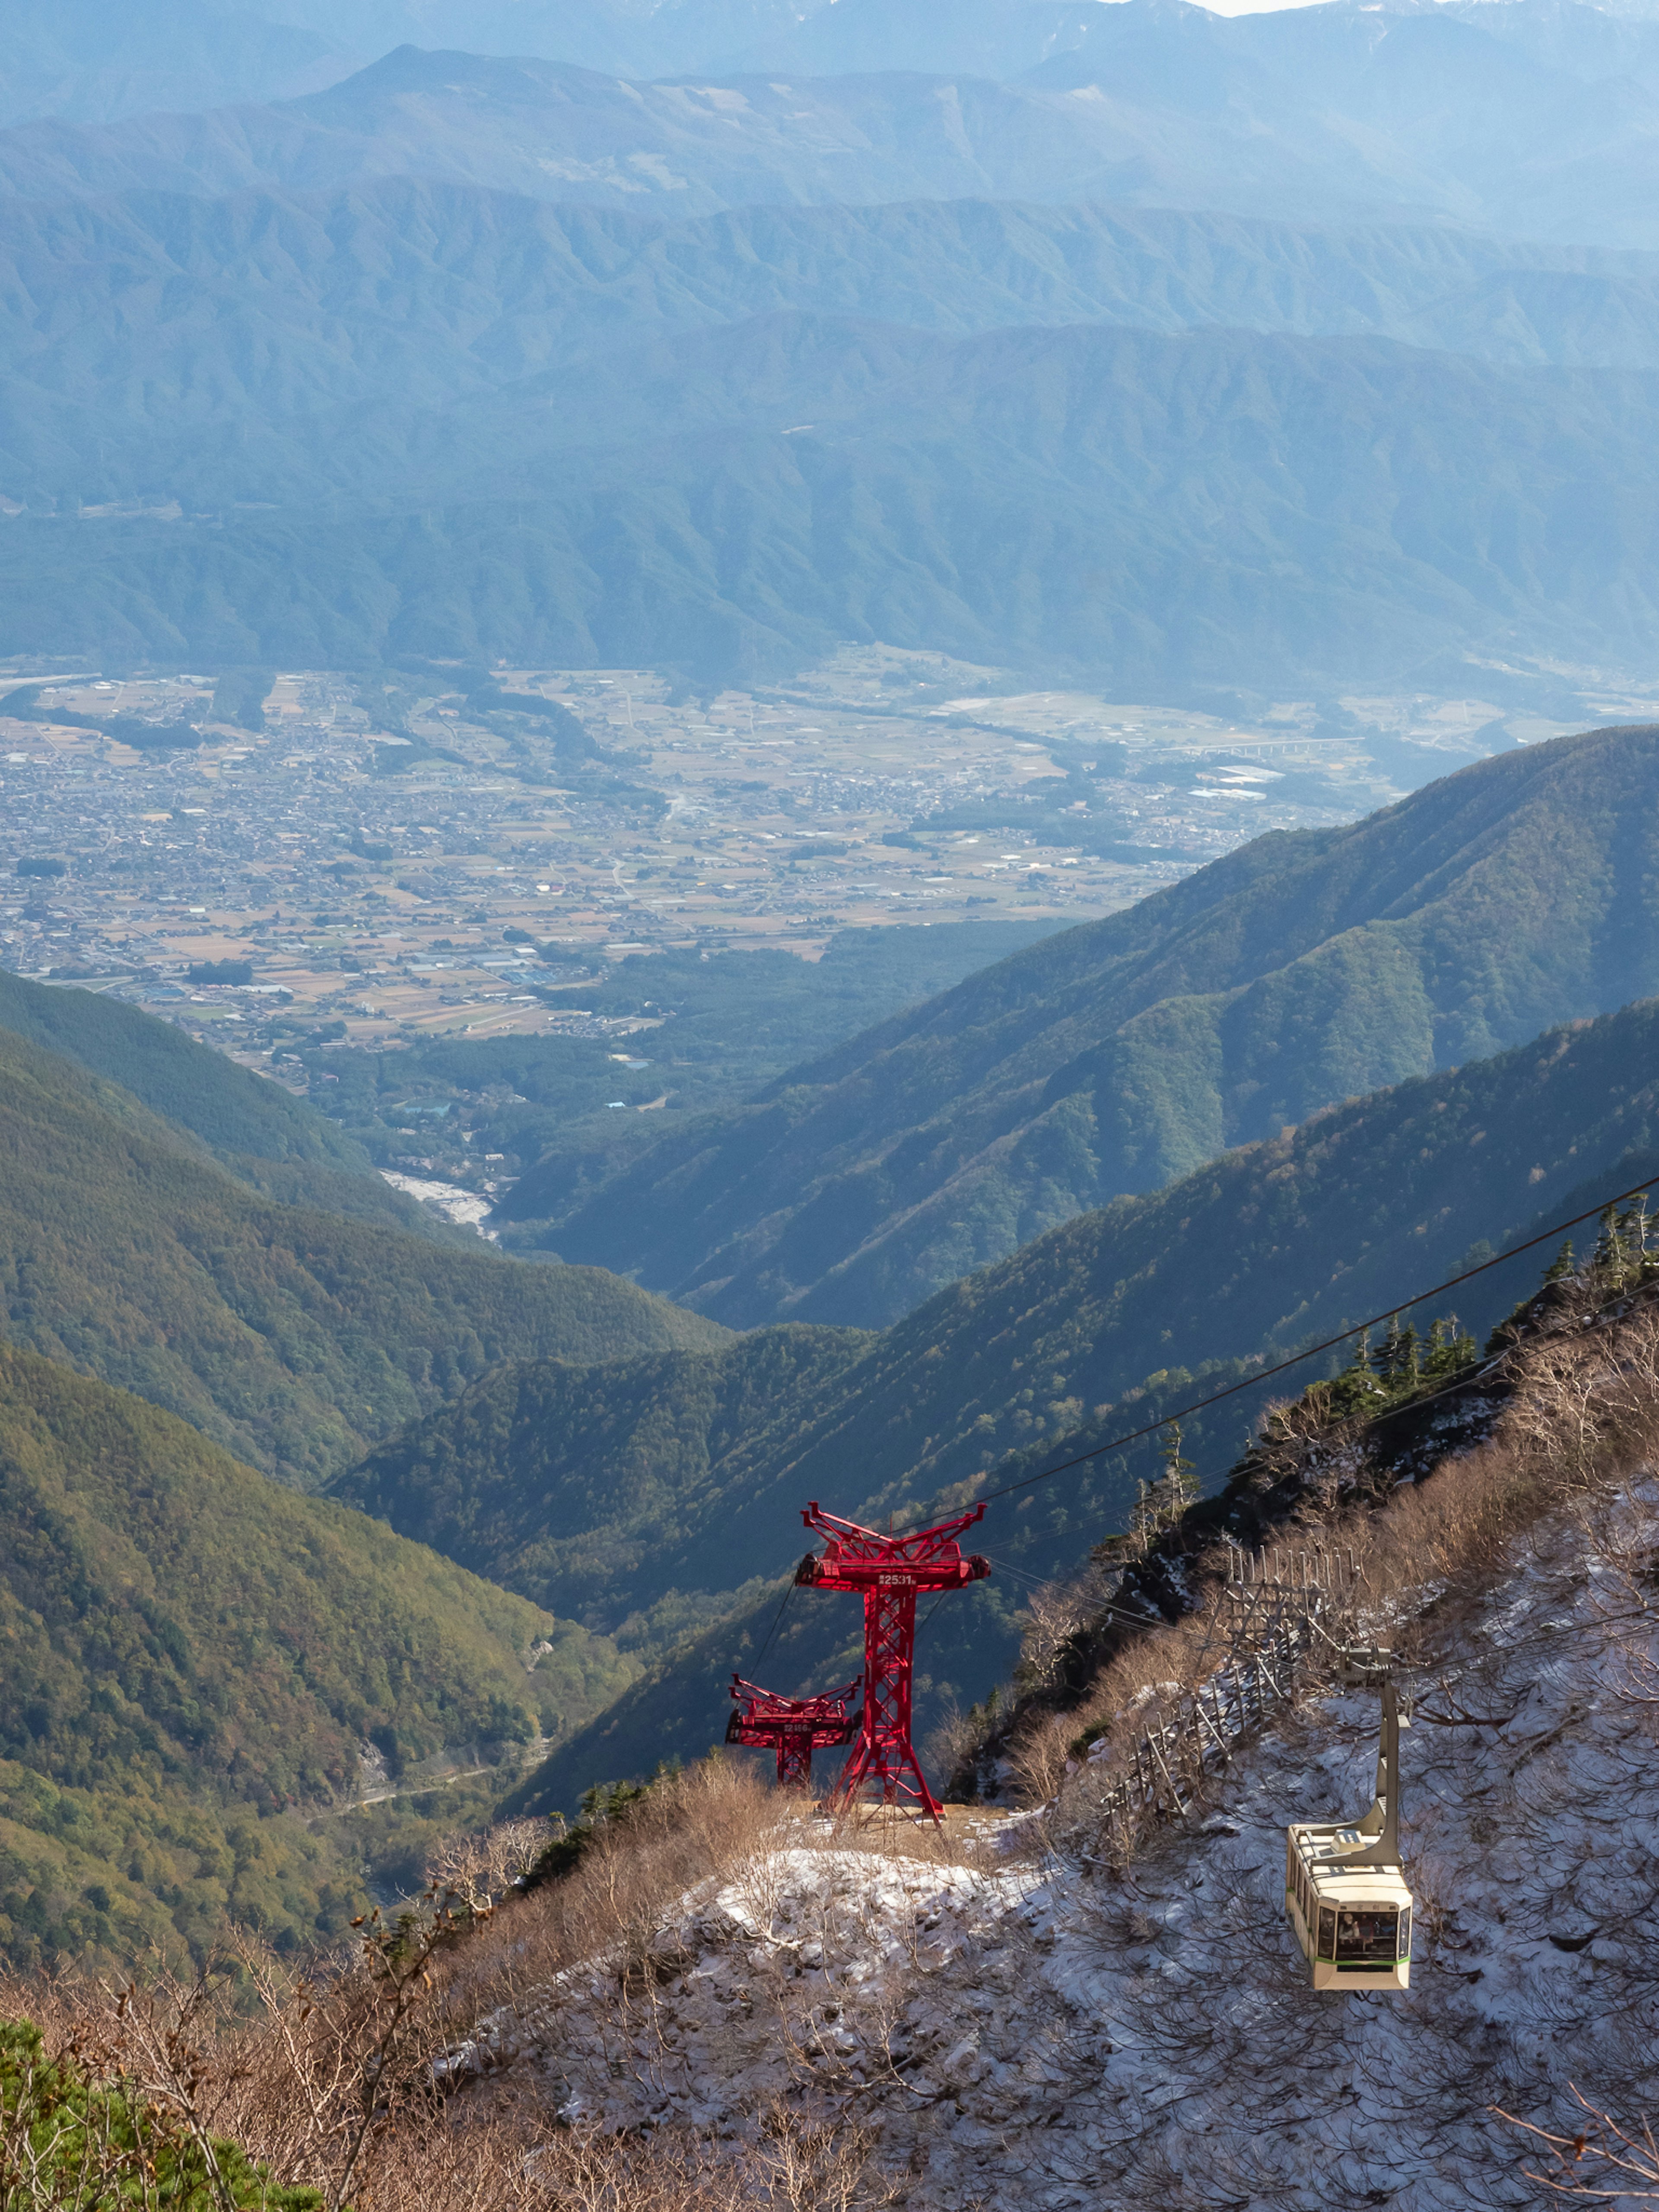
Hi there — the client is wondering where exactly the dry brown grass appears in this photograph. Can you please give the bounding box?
[1011,1301,1659,1826]
[0,1938,895,2212]
[26,1305,1657,2205]
[0,1759,966,2210]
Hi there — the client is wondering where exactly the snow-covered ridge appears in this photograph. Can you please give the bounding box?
[452,1481,1659,2210]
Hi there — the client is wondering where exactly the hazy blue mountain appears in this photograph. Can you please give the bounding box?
[13,184,1659,521]
[10,13,1659,683]
[9,7,1659,241]
[10,314,1659,688]
[1,0,356,130]
[729,0,1659,94]
[498,723,1659,1327]
[274,0,822,77]
[0,48,1186,214]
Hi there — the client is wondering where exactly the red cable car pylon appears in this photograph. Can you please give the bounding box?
[725,1674,860,1787]
[795,1500,991,1822]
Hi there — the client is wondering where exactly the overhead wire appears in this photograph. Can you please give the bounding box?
[892,1168,1659,1536]
[744,1175,1659,1694]
[748,1576,796,1674]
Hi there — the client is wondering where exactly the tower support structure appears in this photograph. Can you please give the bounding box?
[725,1674,859,1787]
[795,1501,991,1821]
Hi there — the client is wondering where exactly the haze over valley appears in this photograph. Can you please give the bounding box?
[4,4,1659,2205]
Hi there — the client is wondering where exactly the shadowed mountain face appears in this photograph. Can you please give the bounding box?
[371,982,1659,1808]
[498,724,1659,1326]
[0,1019,726,1486]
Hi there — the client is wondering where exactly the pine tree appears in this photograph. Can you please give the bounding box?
[1329,1328,1384,1416]
[1376,1314,1421,1390]
[1544,1239,1575,1282]
[1155,1421,1199,1520]
[1620,1196,1652,1277]
[1397,1322,1421,1388]
[1130,1423,1199,1551]
[1379,1313,1405,1383]
[1424,1314,1477,1383]
[1594,1204,1624,1277]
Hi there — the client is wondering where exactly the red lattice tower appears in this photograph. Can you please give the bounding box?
[725,1674,860,1788]
[795,1502,990,1821]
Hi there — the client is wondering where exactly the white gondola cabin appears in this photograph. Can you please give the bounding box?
[1286,1666,1413,1992]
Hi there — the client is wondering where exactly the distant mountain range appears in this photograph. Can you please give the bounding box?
[13,187,1659,519]
[9,8,1659,685]
[16,5,1659,242]
[499,723,1659,1325]
[14,4,1659,248]
[1,0,354,130]
[11,307,1659,686]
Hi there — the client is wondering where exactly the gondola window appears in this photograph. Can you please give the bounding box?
[1335,1907,1399,1965]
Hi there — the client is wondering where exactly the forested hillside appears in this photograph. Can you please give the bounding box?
[466,985,1659,1804]
[0,972,460,1237]
[334,1327,871,1644]
[0,1024,724,1485]
[0,1342,631,1965]
[11,189,1659,531]
[12,314,1659,686]
[499,721,1659,1326]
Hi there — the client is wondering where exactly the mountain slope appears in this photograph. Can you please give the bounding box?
[0,973,456,1238]
[11,319,1659,687]
[333,1325,870,1644]
[0,972,367,1171]
[0,0,354,129]
[0,978,469,1239]
[13,184,1659,521]
[0,49,1201,214]
[0,1340,631,1965]
[0,1023,725,1485]
[447,983,1659,1801]
[493,1396,1659,2212]
[11,5,1659,244]
[499,721,1659,1327]
[19,185,1659,522]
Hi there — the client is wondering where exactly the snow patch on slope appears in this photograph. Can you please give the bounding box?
[470,1489,1659,2209]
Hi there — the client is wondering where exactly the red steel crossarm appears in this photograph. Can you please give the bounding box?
[725,1673,860,1787]
[793,1502,991,1821]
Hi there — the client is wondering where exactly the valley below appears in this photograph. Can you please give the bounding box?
[4,0,1659,2202]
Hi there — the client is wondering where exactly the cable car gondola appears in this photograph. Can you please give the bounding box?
[1285,1649,1414,1992]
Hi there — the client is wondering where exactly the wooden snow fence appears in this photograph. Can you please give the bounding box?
[1079,1544,1365,1863]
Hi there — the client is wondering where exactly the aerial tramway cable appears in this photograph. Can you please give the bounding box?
[740,1172,1659,1677]
[750,1577,796,1672]
[892,1166,1659,1534]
